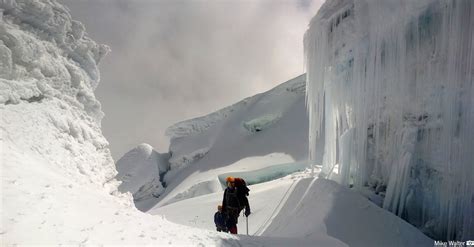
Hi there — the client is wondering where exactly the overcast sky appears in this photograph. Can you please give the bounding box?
[60,0,323,160]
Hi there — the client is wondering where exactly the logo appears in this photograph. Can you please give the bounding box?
[466,240,474,246]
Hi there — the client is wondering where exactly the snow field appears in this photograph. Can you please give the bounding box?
[263,178,433,247]
[151,170,310,236]
[2,143,231,245]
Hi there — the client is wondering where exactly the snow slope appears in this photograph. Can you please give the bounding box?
[2,144,225,245]
[263,178,432,247]
[305,0,473,240]
[150,168,311,236]
[135,74,317,210]
[150,166,432,247]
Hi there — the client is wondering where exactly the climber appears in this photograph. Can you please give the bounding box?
[214,205,228,232]
[221,176,251,234]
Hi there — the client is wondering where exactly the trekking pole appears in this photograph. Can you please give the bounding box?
[246,214,249,235]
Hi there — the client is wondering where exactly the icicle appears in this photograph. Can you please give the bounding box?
[305,0,473,241]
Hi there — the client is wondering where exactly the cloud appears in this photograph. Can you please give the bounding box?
[60,0,323,159]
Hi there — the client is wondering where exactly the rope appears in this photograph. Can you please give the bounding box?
[252,180,297,236]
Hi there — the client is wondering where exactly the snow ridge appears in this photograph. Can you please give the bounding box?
[165,74,306,141]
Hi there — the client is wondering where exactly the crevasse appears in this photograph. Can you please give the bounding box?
[305,0,473,241]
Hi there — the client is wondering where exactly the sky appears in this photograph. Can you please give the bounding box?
[60,0,323,160]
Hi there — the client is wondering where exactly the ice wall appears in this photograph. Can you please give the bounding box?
[305,0,473,241]
[0,0,117,189]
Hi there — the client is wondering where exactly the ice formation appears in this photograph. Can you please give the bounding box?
[305,0,473,240]
[218,161,308,187]
[0,0,114,188]
[243,113,282,133]
[115,143,170,206]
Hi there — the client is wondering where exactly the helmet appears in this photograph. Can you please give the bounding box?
[226,176,235,182]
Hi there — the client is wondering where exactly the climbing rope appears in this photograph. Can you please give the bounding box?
[252,179,297,236]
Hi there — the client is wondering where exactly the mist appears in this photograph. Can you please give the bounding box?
[60,0,323,159]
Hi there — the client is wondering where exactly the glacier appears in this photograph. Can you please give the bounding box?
[305,0,473,241]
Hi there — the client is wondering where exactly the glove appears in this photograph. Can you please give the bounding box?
[244,208,251,217]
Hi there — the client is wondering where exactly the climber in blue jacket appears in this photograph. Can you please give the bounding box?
[214,205,228,232]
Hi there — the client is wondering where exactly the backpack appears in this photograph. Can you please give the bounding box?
[234,178,250,196]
